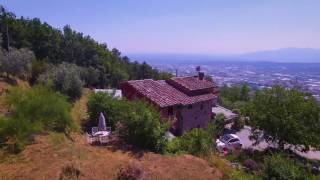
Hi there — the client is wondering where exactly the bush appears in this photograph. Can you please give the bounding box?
[116,101,168,152]
[87,92,124,130]
[232,117,245,131]
[87,93,168,152]
[243,159,259,172]
[0,86,74,152]
[263,154,306,180]
[207,113,225,138]
[38,63,83,100]
[165,128,212,156]
[116,161,144,180]
[59,163,81,180]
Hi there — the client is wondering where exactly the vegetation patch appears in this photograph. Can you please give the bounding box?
[58,162,81,180]
[243,85,320,151]
[0,85,75,153]
[263,154,305,180]
[87,92,168,152]
[116,161,144,180]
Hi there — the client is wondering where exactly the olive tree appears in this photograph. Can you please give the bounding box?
[1,48,33,79]
[38,62,83,100]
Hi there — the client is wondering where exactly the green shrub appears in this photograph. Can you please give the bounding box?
[165,128,212,156]
[166,114,225,156]
[263,154,306,180]
[87,92,124,129]
[87,93,168,152]
[207,113,226,138]
[232,117,245,131]
[0,86,74,153]
[116,101,168,152]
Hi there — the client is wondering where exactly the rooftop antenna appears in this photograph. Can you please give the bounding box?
[196,66,201,72]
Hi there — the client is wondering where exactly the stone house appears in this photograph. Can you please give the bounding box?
[120,73,218,135]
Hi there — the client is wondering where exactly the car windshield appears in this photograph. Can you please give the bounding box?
[220,134,234,143]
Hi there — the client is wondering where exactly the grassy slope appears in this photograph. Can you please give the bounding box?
[0,84,225,180]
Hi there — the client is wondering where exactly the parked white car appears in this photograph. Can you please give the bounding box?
[216,134,242,153]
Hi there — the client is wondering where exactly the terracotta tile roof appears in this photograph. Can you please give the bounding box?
[125,79,216,108]
[169,76,215,91]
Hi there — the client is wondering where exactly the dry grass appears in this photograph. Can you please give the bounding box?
[0,133,224,180]
[71,88,91,130]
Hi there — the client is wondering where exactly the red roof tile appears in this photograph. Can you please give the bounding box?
[169,76,215,91]
[125,79,216,108]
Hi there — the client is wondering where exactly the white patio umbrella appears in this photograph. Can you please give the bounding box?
[98,112,106,131]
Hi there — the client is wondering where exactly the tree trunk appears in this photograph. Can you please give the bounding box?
[6,24,9,52]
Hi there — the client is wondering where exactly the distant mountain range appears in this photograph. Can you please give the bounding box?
[238,48,320,63]
[128,48,320,64]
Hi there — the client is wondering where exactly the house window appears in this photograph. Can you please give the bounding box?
[200,103,204,110]
[188,105,193,109]
[168,106,174,116]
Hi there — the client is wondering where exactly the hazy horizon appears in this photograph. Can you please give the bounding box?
[2,0,320,55]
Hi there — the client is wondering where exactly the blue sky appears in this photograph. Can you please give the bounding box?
[1,0,320,54]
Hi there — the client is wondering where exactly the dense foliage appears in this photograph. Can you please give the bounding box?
[0,6,172,90]
[207,113,226,138]
[244,86,320,151]
[263,154,305,180]
[165,114,227,156]
[87,92,168,152]
[218,84,250,110]
[0,86,74,152]
[165,128,213,156]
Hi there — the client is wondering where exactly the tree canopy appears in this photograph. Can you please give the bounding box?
[244,86,320,151]
[218,84,251,110]
[0,5,172,88]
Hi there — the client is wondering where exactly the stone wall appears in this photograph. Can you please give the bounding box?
[179,99,214,134]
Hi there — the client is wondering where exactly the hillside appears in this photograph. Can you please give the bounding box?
[0,6,171,89]
[0,83,223,180]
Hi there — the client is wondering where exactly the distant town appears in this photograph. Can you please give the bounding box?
[151,61,320,102]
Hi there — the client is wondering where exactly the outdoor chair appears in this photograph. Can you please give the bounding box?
[92,127,99,134]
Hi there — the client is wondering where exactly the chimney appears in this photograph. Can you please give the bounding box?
[198,72,204,80]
